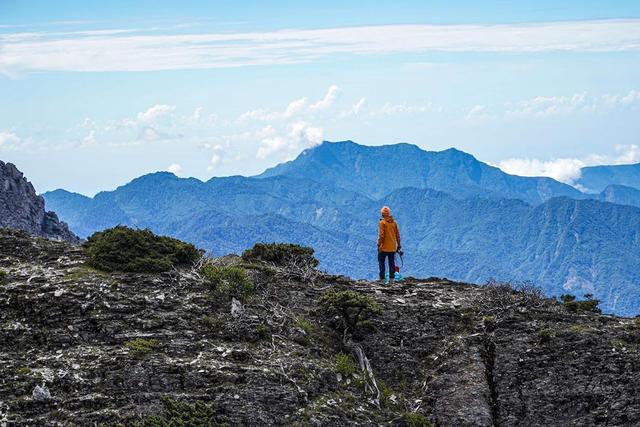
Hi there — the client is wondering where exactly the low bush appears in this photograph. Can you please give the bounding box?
[537,328,554,343]
[318,289,381,331]
[84,226,201,273]
[202,315,225,332]
[125,396,223,427]
[125,338,161,357]
[16,367,31,375]
[203,265,254,302]
[242,242,319,268]
[474,280,547,317]
[561,294,601,313]
[0,269,6,285]
[334,353,357,376]
[294,316,314,335]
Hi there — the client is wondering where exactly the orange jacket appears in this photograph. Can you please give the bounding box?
[378,216,401,252]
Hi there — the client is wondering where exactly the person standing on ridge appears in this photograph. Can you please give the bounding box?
[378,206,401,284]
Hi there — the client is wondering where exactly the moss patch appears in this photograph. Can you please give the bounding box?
[125,338,161,358]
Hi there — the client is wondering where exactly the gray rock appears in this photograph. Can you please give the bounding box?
[1,230,640,426]
[31,385,51,402]
[0,160,78,243]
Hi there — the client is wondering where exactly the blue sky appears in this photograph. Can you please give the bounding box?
[1,1,640,195]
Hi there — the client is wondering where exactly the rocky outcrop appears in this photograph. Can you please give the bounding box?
[1,230,640,426]
[0,161,78,243]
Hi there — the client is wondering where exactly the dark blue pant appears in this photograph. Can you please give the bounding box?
[378,251,396,280]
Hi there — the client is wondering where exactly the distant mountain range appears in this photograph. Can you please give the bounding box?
[42,141,640,315]
[577,163,640,193]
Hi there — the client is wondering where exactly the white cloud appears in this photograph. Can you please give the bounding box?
[206,144,226,172]
[82,130,97,146]
[136,104,175,124]
[499,144,640,184]
[340,97,366,117]
[284,97,308,117]
[188,106,203,122]
[466,104,488,120]
[505,93,590,117]
[471,90,640,121]
[375,102,441,115]
[238,97,307,122]
[3,20,640,73]
[499,158,586,183]
[0,131,21,149]
[239,86,339,123]
[503,90,640,119]
[137,126,182,142]
[602,90,640,108]
[167,163,182,175]
[612,144,640,164]
[310,85,340,111]
[256,121,323,159]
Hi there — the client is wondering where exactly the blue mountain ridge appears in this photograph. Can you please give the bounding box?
[42,141,640,315]
[577,163,640,193]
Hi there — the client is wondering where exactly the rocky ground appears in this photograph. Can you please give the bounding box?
[1,229,640,426]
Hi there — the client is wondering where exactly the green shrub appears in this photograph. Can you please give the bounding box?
[202,315,224,331]
[203,265,254,302]
[126,396,223,427]
[482,315,496,325]
[318,289,381,331]
[377,379,394,405]
[294,316,314,335]
[560,294,576,303]
[125,338,160,357]
[334,353,357,376]
[0,269,6,285]
[16,367,31,375]
[401,412,433,427]
[561,294,601,313]
[84,226,201,273]
[242,242,319,268]
[537,328,554,343]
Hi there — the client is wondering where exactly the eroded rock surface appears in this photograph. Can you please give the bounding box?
[1,230,640,426]
[0,161,78,243]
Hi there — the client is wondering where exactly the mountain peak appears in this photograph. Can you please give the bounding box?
[259,141,579,203]
[0,160,79,243]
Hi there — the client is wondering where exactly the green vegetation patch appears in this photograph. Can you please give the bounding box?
[0,269,6,285]
[203,265,254,302]
[294,316,314,335]
[125,338,161,357]
[318,289,381,331]
[84,226,202,273]
[124,396,224,427]
[242,242,319,268]
[537,328,554,343]
[16,367,32,375]
[560,294,601,314]
[334,353,357,377]
[567,324,597,334]
[401,412,433,427]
